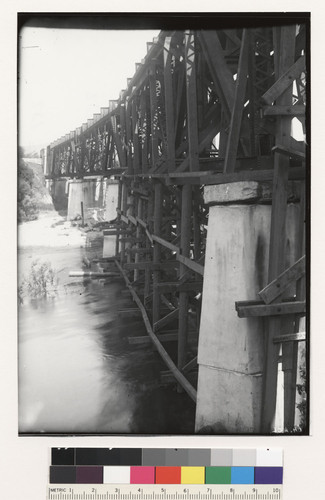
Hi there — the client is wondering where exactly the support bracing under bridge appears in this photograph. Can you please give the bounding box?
[45,23,308,434]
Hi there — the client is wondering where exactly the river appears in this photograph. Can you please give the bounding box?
[18,212,195,435]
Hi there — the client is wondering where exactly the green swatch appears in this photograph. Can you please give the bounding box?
[205,467,231,484]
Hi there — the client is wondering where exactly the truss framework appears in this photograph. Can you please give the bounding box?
[46,25,307,432]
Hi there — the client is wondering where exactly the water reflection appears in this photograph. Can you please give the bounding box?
[18,235,195,434]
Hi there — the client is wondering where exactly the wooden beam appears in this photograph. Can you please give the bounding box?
[134,197,143,281]
[236,301,305,318]
[262,25,297,433]
[199,30,235,118]
[115,259,196,402]
[273,332,306,343]
[131,97,140,173]
[185,30,199,172]
[263,105,305,116]
[153,182,163,323]
[201,166,305,187]
[153,308,180,332]
[176,254,205,276]
[223,29,249,174]
[164,36,176,171]
[262,55,305,105]
[125,98,133,173]
[123,261,178,271]
[182,356,198,373]
[154,281,203,293]
[272,144,305,160]
[128,214,137,226]
[152,234,179,253]
[259,255,306,304]
[149,61,159,167]
[128,332,181,344]
[178,184,193,374]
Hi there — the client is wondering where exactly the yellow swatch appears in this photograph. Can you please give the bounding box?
[181,467,205,484]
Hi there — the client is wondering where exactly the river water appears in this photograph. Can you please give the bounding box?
[18,212,195,435]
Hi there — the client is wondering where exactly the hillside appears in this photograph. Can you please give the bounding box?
[18,156,54,223]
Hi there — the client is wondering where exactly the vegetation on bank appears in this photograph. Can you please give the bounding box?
[18,147,53,222]
[19,260,58,304]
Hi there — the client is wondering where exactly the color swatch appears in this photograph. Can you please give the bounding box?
[50,448,283,485]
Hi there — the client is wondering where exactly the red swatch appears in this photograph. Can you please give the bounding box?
[156,467,181,484]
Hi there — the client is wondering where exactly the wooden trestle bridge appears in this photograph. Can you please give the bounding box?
[44,23,308,433]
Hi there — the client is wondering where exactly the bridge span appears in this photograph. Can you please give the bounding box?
[43,23,307,434]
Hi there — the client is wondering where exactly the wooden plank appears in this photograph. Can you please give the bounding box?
[139,91,149,173]
[263,105,305,116]
[133,197,143,281]
[145,228,153,245]
[201,166,305,186]
[115,259,196,402]
[175,119,222,173]
[237,301,305,318]
[199,30,235,118]
[125,248,152,255]
[154,281,203,293]
[152,234,179,253]
[125,98,133,173]
[153,182,163,323]
[116,308,142,317]
[176,254,205,276]
[124,261,178,271]
[262,25,297,433]
[273,332,306,343]
[119,237,143,243]
[128,332,179,344]
[259,255,306,304]
[69,271,120,278]
[182,356,198,373]
[164,36,176,171]
[185,31,200,173]
[153,308,180,332]
[149,61,159,167]
[136,216,148,229]
[131,97,140,173]
[224,29,249,173]
[128,214,137,226]
[262,55,305,105]
[121,214,129,224]
[178,184,193,375]
[272,144,305,160]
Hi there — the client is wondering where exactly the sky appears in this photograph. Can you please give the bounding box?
[19,28,160,153]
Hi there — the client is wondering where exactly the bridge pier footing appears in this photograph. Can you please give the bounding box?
[103,179,119,258]
[67,179,97,220]
[195,181,300,434]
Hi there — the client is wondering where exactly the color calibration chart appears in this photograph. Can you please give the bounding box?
[48,448,283,500]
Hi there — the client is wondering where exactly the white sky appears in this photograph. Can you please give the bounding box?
[19,28,160,152]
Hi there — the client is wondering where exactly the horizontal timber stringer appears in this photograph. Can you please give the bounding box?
[45,24,308,433]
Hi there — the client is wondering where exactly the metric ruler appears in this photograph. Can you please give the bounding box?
[47,484,283,500]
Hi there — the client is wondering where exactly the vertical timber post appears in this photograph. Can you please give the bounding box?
[178,30,200,374]
[261,25,296,433]
[153,182,163,324]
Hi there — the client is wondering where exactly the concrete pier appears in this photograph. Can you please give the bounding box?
[103,180,119,258]
[67,179,97,220]
[51,178,68,211]
[195,181,299,433]
[104,179,119,221]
